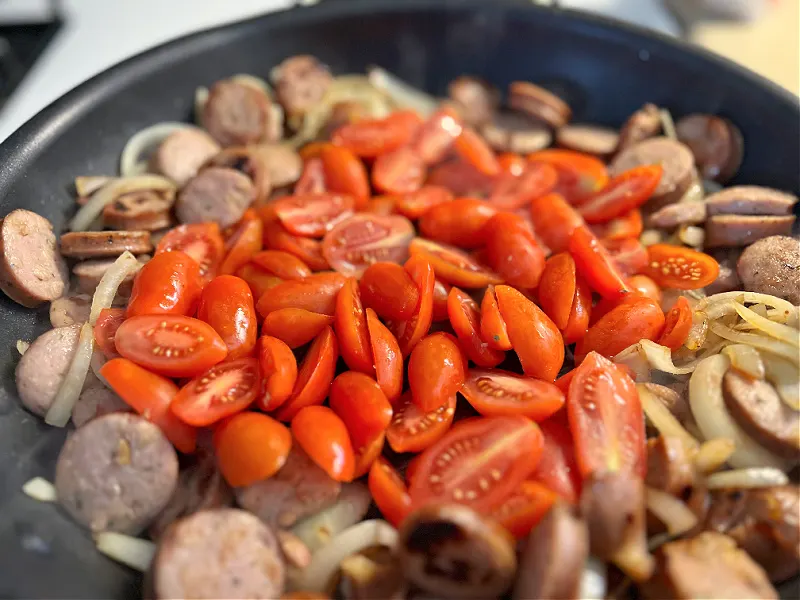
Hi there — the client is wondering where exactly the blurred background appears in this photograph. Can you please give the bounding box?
[0,0,796,143]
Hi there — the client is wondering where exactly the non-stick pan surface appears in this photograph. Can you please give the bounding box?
[0,1,797,597]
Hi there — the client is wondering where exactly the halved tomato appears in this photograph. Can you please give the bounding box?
[93,307,125,359]
[447,287,505,368]
[219,215,263,276]
[320,145,370,207]
[480,286,512,351]
[257,335,298,412]
[366,308,403,403]
[262,218,329,271]
[412,106,463,165]
[292,405,355,482]
[409,238,502,288]
[427,159,495,197]
[602,237,649,278]
[491,481,558,539]
[273,194,355,238]
[385,391,456,454]
[332,110,422,158]
[293,157,327,194]
[249,250,312,280]
[353,431,385,479]
[528,149,608,204]
[537,253,577,330]
[460,368,565,421]
[408,416,544,513]
[568,226,629,300]
[578,165,663,223]
[489,162,558,211]
[657,296,693,351]
[213,412,291,487]
[360,262,421,322]
[418,198,497,249]
[408,332,466,412]
[454,126,500,176]
[156,223,225,283]
[389,255,436,357]
[329,371,393,449]
[369,457,413,527]
[529,418,582,503]
[334,277,374,374]
[395,185,454,220]
[641,244,720,290]
[372,147,426,195]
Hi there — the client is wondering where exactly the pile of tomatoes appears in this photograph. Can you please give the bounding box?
[97,106,721,539]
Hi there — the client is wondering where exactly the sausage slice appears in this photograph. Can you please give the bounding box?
[176,166,255,228]
[55,413,178,533]
[480,111,553,154]
[50,294,92,328]
[72,257,144,296]
[448,76,500,127]
[737,235,800,305]
[151,508,285,599]
[512,502,588,600]
[616,103,662,152]
[202,79,273,147]
[675,113,744,183]
[102,189,174,231]
[205,146,274,203]
[704,214,795,248]
[508,81,571,129]
[645,435,695,496]
[705,186,797,216]
[723,370,800,458]
[273,55,333,120]
[647,201,707,229]
[150,127,221,187]
[71,385,131,428]
[254,144,303,188]
[0,209,69,307]
[556,123,619,158]
[60,231,153,259]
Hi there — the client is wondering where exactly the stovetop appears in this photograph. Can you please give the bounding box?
[0,18,62,111]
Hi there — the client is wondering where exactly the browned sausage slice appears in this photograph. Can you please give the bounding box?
[704,214,795,248]
[176,166,255,228]
[645,435,695,496]
[49,293,92,328]
[723,370,800,458]
[480,111,553,154]
[508,81,571,129]
[512,502,589,600]
[255,144,303,188]
[150,127,221,187]
[72,257,144,296]
[60,230,152,259]
[644,532,778,599]
[203,147,272,205]
[235,446,341,528]
[448,76,500,127]
[202,79,273,147]
[737,236,800,305]
[641,382,693,427]
[556,123,619,158]
[71,385,131,428]
[15,324,81,417]
[102,190,174,231]
[705,186,797,216]
[55,413,178,533]
[616,103,662,152]
[151,508,285,599]
[676,113,744,183]
[610,137,696,212]
[273,55,333,120]
[647,201,707,229]
[0,209,69,307]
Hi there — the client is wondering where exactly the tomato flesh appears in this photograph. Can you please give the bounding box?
[386,391,456,454]
[461,368,565,421]
[642,244,720,290]
[409,238,502,288]
[578,165,663,223]
[491,481,558,539]
[369,457,413,527]
[529,418,582,503]
[322,213,415,276]
[93,308,125,359]
[156,223,225,284]
[273,194,355,238]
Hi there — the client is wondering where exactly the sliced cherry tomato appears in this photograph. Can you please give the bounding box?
[115,315,227,378]
[93,307,125,359]
[568,226,629,300]
[171,357,260,426]
[389,256,436,357]
[372,146,426,195]
[294,157,327,195]
[491,481,558,539]
[578,165,663,223]
[219,216,263,275]
[196,275,257,360]
[386,390,456,453]
[561,275,592,345]
[329,371,393,448]
[494,285,564,382]
[235,263,283,300]
[100,358,197,453]
[627,274,663,305]
[320,145,370,207]
[298,141,329,161]
[480,286,512,351]
[409,416,544,512]
[489,162,558,211]
[353,431,385,479]
[359,262,421,321]
[454,126,500,176]
[590,209,643,241]
[332,110,422,157]
[497,152,526,176]
[292,406,355,482]
[126,251,202,318]
[575,296,665,362]
[418,198,497,249]
[262,308,334,349]
[156,223,225,284]
[262,218,329,271]
[334,278,374,374]
[404,453,424,486]
[366,308,403,403]
[412,106,463,165]
[409,238,502,288]
[257,335,298,412]
[431,279,452,322]
[447,287,505,368]
[274,326,338,421]
[483,212,546,290]
[256,272,346,317]
[322,213,415,277]
[427,159,495,197]
[529,418,582,503]
[273,194,355,238]
[529,192,586,254]
[249,250,312,280]
[603,237,649,278]
[408,332,466,412]
[642,244,721,290]
[461,368,564,421]
[566,351,646,478]
[213,411,291,486]
[369,457,413,527]
[394,185,453,220]
[538,253,577,330]
[657,296,692,351]
[528,149,608,205]
[366,195,397,216]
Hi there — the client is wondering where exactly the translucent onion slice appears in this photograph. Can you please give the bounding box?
[89,251,139,325]
[613,344,651,382]
[16,340,30,355]
[693,438,736,474]
[763,356,800,410]
[75,175,114,197]
[688,355,789,470]
[639,340,698,375]
[44,322,94,427]
[677,225,704,248]
[734,302,799,347]
[367,66,438,116]
[578,557,607,600]
[659,109,678,140]
[685,311,709,351]
[194,86,209,121]
[697,291,795,319]
[291,482,372,553]
[637,384,699,450]
[95,532,156,572]
[22,477,57,502]
[645,487,698,535]
[710,321,799,365]
[70,175,175,232]
[706,467,789,490]
[120,122,191,177]
[721,344,765,379]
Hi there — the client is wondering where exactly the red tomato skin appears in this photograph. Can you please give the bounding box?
[578,165,663,223]
[386,391,456,453]
[418,198,497,249]
[408,332,466,412]
[366,308,403,403]
[369,457,413,527]
[568,226,629,300]
[447,288,505,368]
[292,406,356,482]
[94,308,125,359]
[460,368,565,421]
[529,418,582,503]
[483,213,546,290]
[329,371,393,449]
[126,251,202,318]
[196,275,257,360]
[359,262,421,322]
[257,335,298,412]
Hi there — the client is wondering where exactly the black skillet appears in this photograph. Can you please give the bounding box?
[0,0,798,597]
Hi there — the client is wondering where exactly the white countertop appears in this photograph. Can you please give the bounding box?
[0,0,678,144]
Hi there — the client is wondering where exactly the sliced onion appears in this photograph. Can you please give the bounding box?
[637,384,699,450]
[639,229,664,247]
[640,340,698,375]
[70,175,175,232]
[721,344,765,379]
[678,180,705,205]
[613,344,651,382]
[16,340,30,355]
[706,467,789,490]
[763,356,800,410]
[659,108,677,140]
[733,302,799,347]
[688,355,789,470]
[693,437,736,474]
[710,321,799,365]
[697,291,795,319]
[95,532,156,572]
[645,487,698,535]
[367,66,438,116]
[120,122,191,177]
[44,322,94,427]
[89,251,139,325]
[194,86,209,121]
[291,482,372,553]
[685,311,709,351]
[295,519,397,593]
[677,225,704,248]
[75,175,114,197]
[22,477,57,502]
[578,556,607,600]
